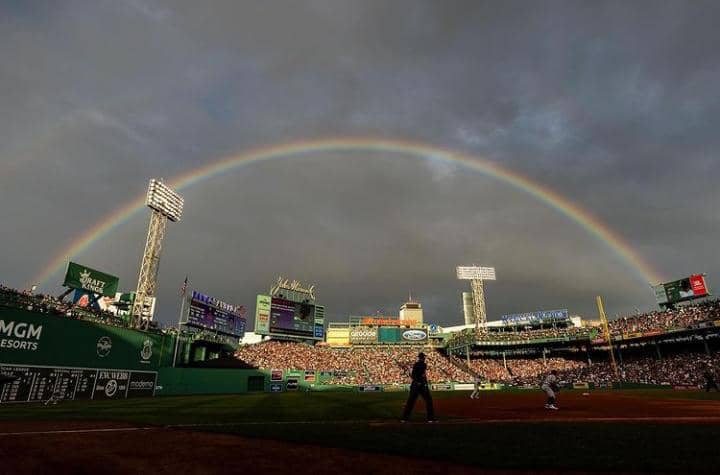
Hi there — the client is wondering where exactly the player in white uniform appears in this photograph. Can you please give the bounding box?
[541,370,559,410]
[470,373,482,399]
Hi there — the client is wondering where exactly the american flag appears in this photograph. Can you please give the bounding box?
[180,276,188,295]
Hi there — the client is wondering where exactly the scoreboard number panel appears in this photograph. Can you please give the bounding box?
[0,365,155,403]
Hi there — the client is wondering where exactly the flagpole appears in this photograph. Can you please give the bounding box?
[173,277,188,367]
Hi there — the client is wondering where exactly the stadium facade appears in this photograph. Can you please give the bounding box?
[3,273,719,402]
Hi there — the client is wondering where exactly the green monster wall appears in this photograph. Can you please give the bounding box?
[156,368,267,395]
[0,307,174,371]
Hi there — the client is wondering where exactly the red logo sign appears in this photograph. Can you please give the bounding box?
[690,275,708,297]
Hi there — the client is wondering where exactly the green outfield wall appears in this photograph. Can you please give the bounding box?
[1,306,177,403]
[0,307,174,371]
[157,368,267,395]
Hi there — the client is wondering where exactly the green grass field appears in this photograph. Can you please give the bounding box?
[2,390,720,473]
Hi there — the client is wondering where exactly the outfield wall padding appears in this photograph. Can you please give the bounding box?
[157,367,267,395]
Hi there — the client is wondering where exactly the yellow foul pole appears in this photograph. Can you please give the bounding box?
[596,296,620,380]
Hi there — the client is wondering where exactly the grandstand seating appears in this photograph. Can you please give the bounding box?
[0,284,129,328]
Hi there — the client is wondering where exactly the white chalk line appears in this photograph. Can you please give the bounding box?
[3,415,720,436]
[0,427,153,436]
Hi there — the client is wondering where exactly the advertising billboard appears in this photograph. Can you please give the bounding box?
[182,290,246,337]
[255,295,271,334]
[0,307,173,372]
[63,262,119,297]
[350,326,378,344]
[501,309,569,325]
[652,275,710,306]
[377,327,427,344]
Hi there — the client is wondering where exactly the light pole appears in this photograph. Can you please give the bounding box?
[131,179,184,328]
[457,266,496,333]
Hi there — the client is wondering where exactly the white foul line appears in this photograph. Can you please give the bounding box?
[0,427,153,436]
[3,415,720,436]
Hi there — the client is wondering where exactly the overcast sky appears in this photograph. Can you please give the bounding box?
[1,0,719,327]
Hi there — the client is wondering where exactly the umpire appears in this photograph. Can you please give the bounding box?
[401,352,436,422]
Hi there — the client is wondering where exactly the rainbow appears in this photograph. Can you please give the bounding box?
[30,137,663,288]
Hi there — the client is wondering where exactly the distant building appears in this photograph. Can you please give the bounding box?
[400,299,423,324]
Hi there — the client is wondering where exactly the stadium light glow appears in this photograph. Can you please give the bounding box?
[146,179,184,222]
[456,266,496,281]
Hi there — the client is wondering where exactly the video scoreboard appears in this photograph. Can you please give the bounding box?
[255,277,325,341]
[181,290,246,337]
[652,274,710,307]
[255,295,325,340]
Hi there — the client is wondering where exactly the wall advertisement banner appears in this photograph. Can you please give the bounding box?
[401,329,428,342]
[383,385,407,392]
[376,327,428,343]
[357,385,382,392]
[350,327,378,344]
[501,309,569,325]
[254,295,271,334]
[0,307,172,371]
[63,262,119,297]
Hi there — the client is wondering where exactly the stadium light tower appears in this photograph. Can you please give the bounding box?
[456,266,496,332]
[131,179,184,327]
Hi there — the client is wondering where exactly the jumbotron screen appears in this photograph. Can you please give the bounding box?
[653,274,710,306]
[269,297,315,337]
[185,291,246,337]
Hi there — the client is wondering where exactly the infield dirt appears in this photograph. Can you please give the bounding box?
[2,390,720,474]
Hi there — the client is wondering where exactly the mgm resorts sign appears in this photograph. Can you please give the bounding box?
[0,319,42,351]
[63,261,119,297]
[270,276,316,301]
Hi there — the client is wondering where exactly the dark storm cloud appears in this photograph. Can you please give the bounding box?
[1,0,719,327]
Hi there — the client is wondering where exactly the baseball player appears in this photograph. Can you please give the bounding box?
[541,370,560,410]
[701,362,719,392]
[470,372,482,399]
[401,352,436,422]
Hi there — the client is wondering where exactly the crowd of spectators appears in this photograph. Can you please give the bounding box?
[235,339,720,388]
[609,300,720,335]
[235,341,474,385]
[461,352,720,387]
[476,326,597,343]
[446,301,720,349]
[447,325,597,347]
[0,283,129,328]
[455,356,586,385]
[6,280,720,388]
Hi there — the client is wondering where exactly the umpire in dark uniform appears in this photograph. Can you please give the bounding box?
[401,352,435,422]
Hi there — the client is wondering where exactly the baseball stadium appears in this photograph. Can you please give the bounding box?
[4,4,720,474]
[2,262,720,473]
